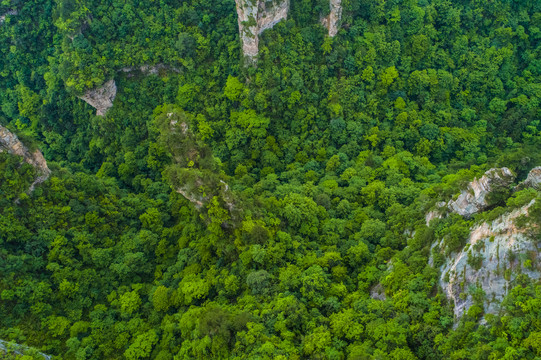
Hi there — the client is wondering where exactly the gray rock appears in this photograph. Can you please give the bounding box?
[0,339,51,360]
[516,166,541,190]
[447,167,515,218]
[321,0,342,37]
[0,125,50,191]
[78,79,117,116]
[433,200,539,319]
[235,0,289,58]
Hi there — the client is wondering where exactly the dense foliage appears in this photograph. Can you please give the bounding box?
[1,0,541,359]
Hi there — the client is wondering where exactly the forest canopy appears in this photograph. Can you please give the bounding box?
[1,0,541,359]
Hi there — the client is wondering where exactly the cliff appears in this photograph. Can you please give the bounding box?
[426,167,515,224]
[321,0,342,37]
[0,125,50,191]
[78,79,117,116]
[235,0,289,58]
[428,167,541,320]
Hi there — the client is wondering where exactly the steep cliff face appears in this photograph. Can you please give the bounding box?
[428,167,541,320]
[448,167,515,218]
[321,0,342,37]
[426,168,515,224]
[516,166,541,190]
[235,0,289,58]
[0,125,50,191]
[435,200,539,319]
[78,79,117,116]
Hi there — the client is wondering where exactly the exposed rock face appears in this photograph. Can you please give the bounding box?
[0,9,17,24]
[120,64,181,76]
[425,168,515,224]
[235,0,289,58]
[0,125,50,191]
[78,79,117,116]
[0,339,51,360]
[434,200,539,319]
[516,167,541,190]
[448,167,515,217]
[321,0,342,37]
[370,283,386,301]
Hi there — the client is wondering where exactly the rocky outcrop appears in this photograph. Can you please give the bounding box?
[120,64,181,77]
[433,200,539,319]
[448,168,515,218]
[0,339,51,360]
[515,167,541,191]
[0,9,17,24]
[235,0,289,58]
[78,79,117,116]
[0,125,50,191]
[321,0,342,37]
[426,168,515,224]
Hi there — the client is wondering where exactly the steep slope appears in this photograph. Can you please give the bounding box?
[429,167,541,320]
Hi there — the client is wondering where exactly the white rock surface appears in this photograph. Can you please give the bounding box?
[434,200,539,319]
[235,0,289,58]
[516,166,541,190]
[321,0,342,37]
[0,125,50,191]
[448,168,515,218]
[78,79,117,116]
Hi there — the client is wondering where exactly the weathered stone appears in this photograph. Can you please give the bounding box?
[433,200,539,319]
[370,283,386,301]
[78,79,117,116]
[0,339,51,360]
[516,166,541,190]
[447,168,515,218]
[0,125,50,191]
[235,0,289,58]
[321,0,342,37]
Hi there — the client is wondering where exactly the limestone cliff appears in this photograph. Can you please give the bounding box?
[428,167,541,320]
[235,0,289,58]
[0,125,50,191]
[515,166,541,190]
[78,79,117,116]
[434,200,539,319]
[321,0,342,37]
[426,167,515,224]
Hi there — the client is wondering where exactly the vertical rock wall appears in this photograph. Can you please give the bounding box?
[321,0,342,37]
[235,0,289,58]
